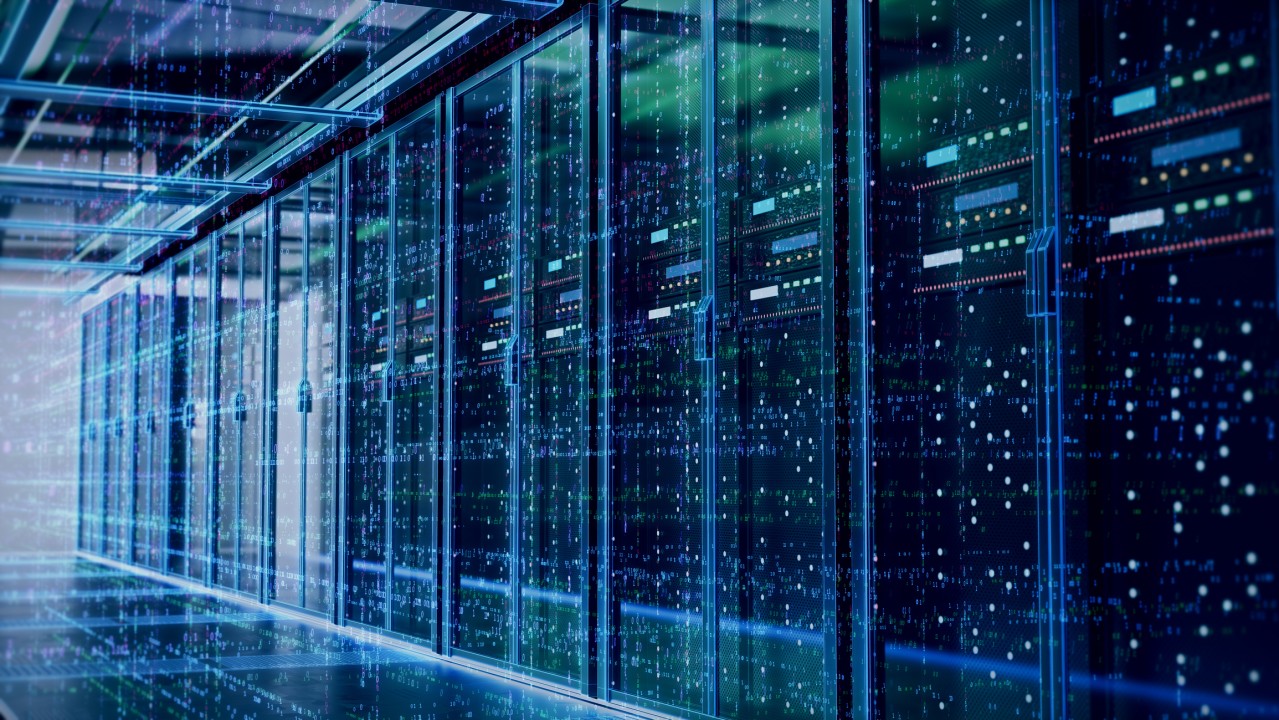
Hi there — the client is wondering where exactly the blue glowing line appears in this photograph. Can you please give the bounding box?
[459,576,511,596]
[885,644,1279,715]
[520,586,579,607]
[392,565,434,582]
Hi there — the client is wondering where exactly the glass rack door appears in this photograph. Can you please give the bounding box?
[136,274,171,571]
[214,227,244,591]
[170,256,192,575]
[514,22,591,683]
[1064,2,1279,716]
[213,214,267,596]
[134,283,154,567]
[273,170,340,616]
[79,307,107,555]
[711,1,836,717]
[607,1,710,712]
[346,141,392,628]
[870,0,1046,714]
[449,68,517,663]
[304,171,339,617]
[188,243,215,583]
[390,112,441,643]
[240,214,268,598]
[274,188,307,608]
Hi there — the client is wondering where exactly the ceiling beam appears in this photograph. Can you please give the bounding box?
[0,183,206,206]
[0,284,97,297]
[384,0,561,20]
[0,166,269,195]
[0,78,382,127]
[0,218,192,239]
[0,257,142,273]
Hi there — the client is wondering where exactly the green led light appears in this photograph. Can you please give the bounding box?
[1193,198,1210,211]
[1000,127,1011,136]
[984,241,995,250]
[967,137,978,146]
[970,244,981,253]
[998,238,1010,248]
[1017,121,1029,131]
[1174,202,1190,214]
[1215,62,1231,75]
[1241,54,1257,69]
[1170,75,1185,88]
[1192,68,1208,81]
[1213,194,1230,207]
[983,131,994,140]
[1015,235,1027,244]
[1237,189,1255,203]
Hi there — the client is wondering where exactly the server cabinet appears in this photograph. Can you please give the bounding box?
[1063,2,1279,717]
[605,3,710,712]
[343,108,443,638]
[135,273,171,571]
[448,67,517,664]
[273,168,340,615]
[102,294,119,559]
[446,14,593,673]
[174,243,215,582]
[103,290,136,562]
[305,173,341,616]
[121,288,139,563]
[605,2,840,716]
[345,139,393,628]
[389,113,441,642]
[79,307,107,554]
[869,0,1048,715]
[214,213,268,595]
[78,314,92,552]
[710,2,838,717]
[274,187,307,608]
[170,255,193,574]
[512,21,591,682]
[134,281,154,566]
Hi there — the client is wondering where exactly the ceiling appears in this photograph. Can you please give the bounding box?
[0,0,559,298]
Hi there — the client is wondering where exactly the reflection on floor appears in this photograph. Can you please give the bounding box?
[0,556,621,720]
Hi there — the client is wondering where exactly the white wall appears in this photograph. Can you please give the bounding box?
[0,294,80,554]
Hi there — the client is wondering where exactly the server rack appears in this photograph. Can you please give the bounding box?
[1063,1,1279,716]
[78,306,108,555]
[212,213,269,596]
[445,10,596,683]
[604,2,842,716]
[387,110,442,643]
[869,0,1051,714]
[134,274,171,571]
[270,165,341,616]
[604,3,712,713]
[182,242,216,584]
[64,3,1279,718]
[343,101,444,642]
[345,135,395,630]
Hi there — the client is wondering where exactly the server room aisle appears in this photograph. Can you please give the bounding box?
[0,557,623,720]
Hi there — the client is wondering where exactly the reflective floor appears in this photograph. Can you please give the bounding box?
[0,556,621,720]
